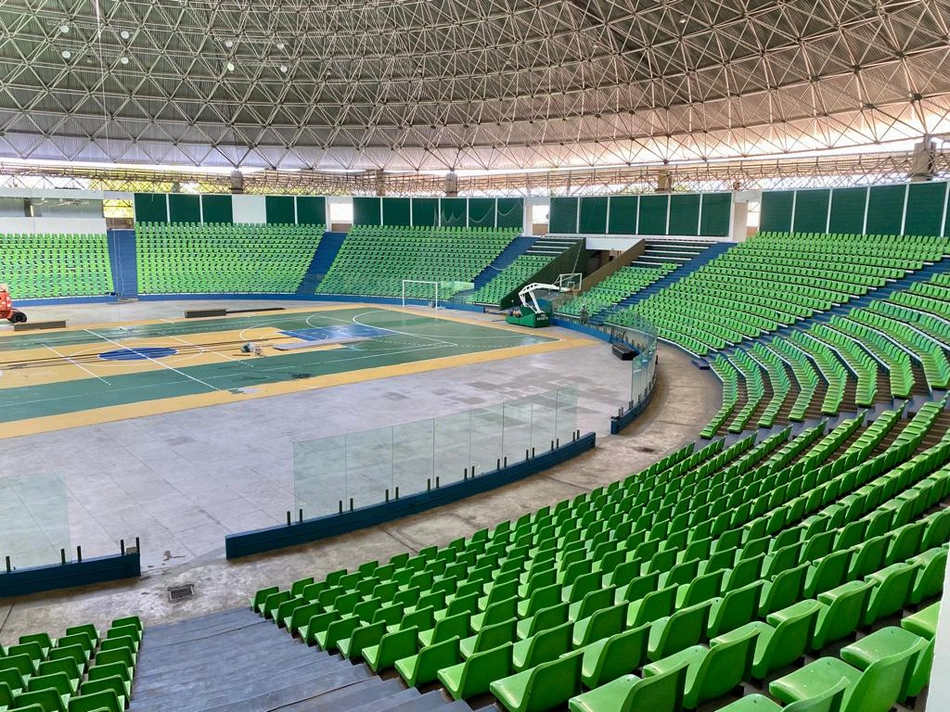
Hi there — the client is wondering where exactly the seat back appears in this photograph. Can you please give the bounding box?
[696,628,759,704]
[633,586,677,627]
[622,661,688,712]
[520,650,584,711]
[711,581,763,637]
[843,639,927,712]
[654,601,711,659]
[456,642,514,698]
[577,603,625,646]
[592,625,650,687]
[783,676,847,712]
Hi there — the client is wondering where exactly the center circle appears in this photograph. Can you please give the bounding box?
[99,346,178,361]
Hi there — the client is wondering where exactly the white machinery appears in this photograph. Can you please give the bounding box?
[517,282,573,315]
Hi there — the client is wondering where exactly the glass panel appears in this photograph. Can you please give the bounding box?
[502,396,533,466]
[434,410,472,487]
[555,386,578,446]
[294,436,346,519]
[393,419,435,500]
[531,390,559,455]
[0,473,70,569]
[470,403,505,475]
[346,426,394,510]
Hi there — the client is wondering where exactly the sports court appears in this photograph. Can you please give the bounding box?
[0,305,590,438]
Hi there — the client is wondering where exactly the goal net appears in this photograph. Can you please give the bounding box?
[402,280,441,309]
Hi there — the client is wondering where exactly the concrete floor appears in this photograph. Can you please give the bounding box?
[0,299,721,642]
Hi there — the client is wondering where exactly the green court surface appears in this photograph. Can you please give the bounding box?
[0,307,565,433]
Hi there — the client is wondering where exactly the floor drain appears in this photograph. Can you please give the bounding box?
[168,584,195,602]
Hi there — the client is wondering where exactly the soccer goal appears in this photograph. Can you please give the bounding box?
[402,279,441,309]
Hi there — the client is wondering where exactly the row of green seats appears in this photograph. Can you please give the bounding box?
[251,399,948,711]
[609,232,948,355]
[136,223,323,294]
[0,616,142,712]
[317,226,516,298]
[556,264,675,317]
[468,255,554,306]
[0,233,113,299]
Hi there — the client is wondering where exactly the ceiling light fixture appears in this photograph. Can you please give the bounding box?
[60,24,70,34]
[225,39,234,48]
[120,56,129,65]
[61,49,71,58]
[280,64,288,73]
[120,30,130,40]
[226,61,235,71]
[276,42,285,50]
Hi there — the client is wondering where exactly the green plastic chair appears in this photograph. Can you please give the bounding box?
[337,621,386,660]
[437,641,513,700]
[417,611,470,648]
[647,600,712,662]
[643,624,758,709]
[512,622,572,672]
[901,601,939,639]
[567,659,688,712]
[68,688,122,712]
[394,635,460,687]
[363,626,418,673]
[811,580,875,650]
[572,602,626,647]
[717,677,847,711]
[517,602,568,641]
[862,563,917,626]
[460,618,517,659]
[708,581,763,638]
[746,600,821,680]
[771,637,927,712]
[574,624,650,689]
[839,626,928,702]
[490,650,583,712]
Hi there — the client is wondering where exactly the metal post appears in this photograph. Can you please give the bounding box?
[76,546,82,563]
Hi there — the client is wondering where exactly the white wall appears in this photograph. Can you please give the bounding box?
[0,216,107,234]
[231,195,266,224]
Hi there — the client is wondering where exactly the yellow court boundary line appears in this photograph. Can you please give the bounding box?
[1,333,594,439]
[0,303,362,338]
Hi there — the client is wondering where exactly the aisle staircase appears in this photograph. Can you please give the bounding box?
[128,608,472,712]
[107,228,138,298]
[472,236,535,289]
[592,241,733,325]
[298,232,347,295]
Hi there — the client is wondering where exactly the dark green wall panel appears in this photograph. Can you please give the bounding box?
[579,197,608,234]
[549,198,579,233]
[296,196,326,226]
[496,198,523,229]
[607,196,638,234]
[265,195,295,224]
[353,197,381,226]
[382,198,412,226]
[168,193,201,223]
[699,193,731,237]
[760,191,794,232]
[792,189,830,233]
[412,198,439,227]
[134,193,168,223]
[201,195,233,224]
[668,194,700,236]
[468,198,495,228]
[866,185,906,235]
[828,188,866,234]
[440,198,467,227]
[904,182,946,236]
[638,195,668,235]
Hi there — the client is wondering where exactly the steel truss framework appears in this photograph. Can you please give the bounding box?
[0,0,949,174]
[0,149,947,196]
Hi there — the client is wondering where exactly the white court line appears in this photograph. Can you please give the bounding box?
[164,334,254,367]
[84,328,221,392]
[41,344,112,385]
[350,311,459,348]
